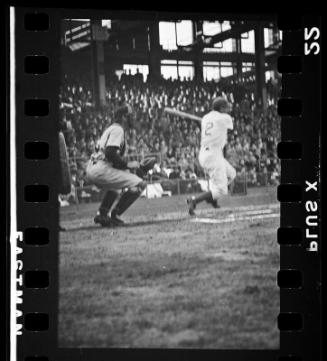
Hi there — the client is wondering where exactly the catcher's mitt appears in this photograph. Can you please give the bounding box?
[136,157,157,178]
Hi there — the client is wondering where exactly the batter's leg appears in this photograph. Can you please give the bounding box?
[205,193,221,208]
[187,191,213,216]
[110,181,147,225]
[187,161,225,215]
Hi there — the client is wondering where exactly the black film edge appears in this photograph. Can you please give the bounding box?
[11,8,322,361]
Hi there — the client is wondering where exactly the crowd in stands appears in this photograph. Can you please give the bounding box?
[59,70,280,194]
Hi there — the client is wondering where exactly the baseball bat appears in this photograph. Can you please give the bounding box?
[164,107,202,123]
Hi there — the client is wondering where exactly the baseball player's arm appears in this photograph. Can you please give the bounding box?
[105,146,128,169]
[105,147,139,170]
[104,125,129,169]
[226,114,233,130]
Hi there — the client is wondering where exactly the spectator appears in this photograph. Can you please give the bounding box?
[60,73,280,186]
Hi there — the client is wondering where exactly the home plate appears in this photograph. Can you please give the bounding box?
[191,208,279,224]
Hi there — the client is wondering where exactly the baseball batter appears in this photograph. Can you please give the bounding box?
[187,97,236,215]
[86,104,147,227]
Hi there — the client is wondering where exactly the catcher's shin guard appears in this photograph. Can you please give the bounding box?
[111,182,146,216]
[99,190,119,216]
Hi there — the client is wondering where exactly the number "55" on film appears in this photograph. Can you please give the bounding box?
[304,27,320,55]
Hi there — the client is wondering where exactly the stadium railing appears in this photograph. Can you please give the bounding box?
[61,153,279,205]
[59,170,279,207]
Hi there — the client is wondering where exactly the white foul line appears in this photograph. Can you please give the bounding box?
[225,208,273,217]
[191,212,279,224]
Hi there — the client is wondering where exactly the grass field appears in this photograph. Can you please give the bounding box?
[59,186,279,349]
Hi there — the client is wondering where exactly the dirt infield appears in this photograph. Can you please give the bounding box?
[59,186,279,349]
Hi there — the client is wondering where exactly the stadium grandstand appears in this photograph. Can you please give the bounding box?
[59,17,281,205]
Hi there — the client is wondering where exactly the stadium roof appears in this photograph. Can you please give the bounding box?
[62,18,280,60]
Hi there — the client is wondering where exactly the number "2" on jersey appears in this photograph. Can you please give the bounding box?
[205,122,213,136]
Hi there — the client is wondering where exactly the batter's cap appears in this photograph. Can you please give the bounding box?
[212,97,230,111]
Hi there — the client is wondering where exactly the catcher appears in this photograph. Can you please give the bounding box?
[86,104,155,227]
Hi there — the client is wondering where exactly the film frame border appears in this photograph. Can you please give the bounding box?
[9,8,322,361]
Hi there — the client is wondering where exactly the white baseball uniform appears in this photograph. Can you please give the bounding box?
[199,110,236,199]
[86,123,142,190]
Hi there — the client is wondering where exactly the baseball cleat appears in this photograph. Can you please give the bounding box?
[110,212,125,226]
[110,216,125,226]
[187,197,197,216]
[94,214,114,227]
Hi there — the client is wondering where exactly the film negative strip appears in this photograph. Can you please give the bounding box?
[8,8,321,361]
